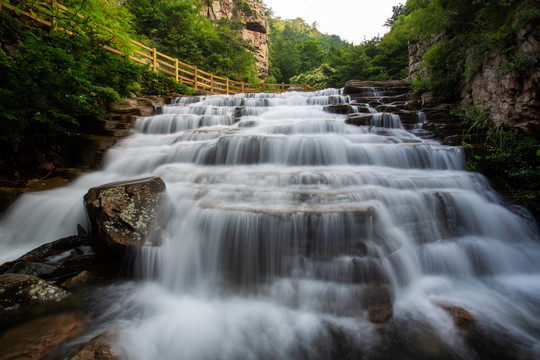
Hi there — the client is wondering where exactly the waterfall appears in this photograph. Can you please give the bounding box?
[1,89,539,359]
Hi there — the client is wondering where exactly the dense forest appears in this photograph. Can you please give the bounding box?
[267,12,409,88]
[0,0,260,184]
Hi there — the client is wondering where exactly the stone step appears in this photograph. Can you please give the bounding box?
[102,120,131,130]
[112,114,139,124]
[103,128,131,137]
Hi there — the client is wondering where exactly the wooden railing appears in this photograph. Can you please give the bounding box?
[1,0,316,95]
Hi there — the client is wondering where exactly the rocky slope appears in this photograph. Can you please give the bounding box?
[409,27,540,138]
[343,79,465,146]
[466,27,539,137]
[202,0,269,78]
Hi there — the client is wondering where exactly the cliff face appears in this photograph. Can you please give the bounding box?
[202,0,269,78]
[409,28,540,138]
[466,27,539,137]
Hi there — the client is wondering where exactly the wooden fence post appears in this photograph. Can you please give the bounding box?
[226,78,229,95]
[152,48,157,72]
[50,0,56,30]
[194,67,198,90]
[304,83,308,92]
[210,74,214,94]
[281,83,285,92]
[241,82,245,93]
[261,83,265,93]
[175,58,179,82]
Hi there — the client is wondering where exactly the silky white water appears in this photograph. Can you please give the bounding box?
[1,89,539,359]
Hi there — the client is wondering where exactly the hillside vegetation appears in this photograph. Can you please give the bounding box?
[394,0,540,217]
[267,14,409,88]
[402,0,540,102]
[0,0,260,184]
[1,0,538,212]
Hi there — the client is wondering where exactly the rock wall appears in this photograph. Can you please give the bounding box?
[409,28,540,138]
[408,36,440,82]
[202,0,269,78]
[466,27,540,137]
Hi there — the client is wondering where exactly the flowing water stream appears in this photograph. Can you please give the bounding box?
[1,89,539,359]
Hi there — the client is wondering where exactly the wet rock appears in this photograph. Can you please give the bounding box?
[70,333,119,360]
[375,104,400,113]
[0,187,22,215]
[234,106,245,118]
[0,230,122,291]
[62,255,98,270]
[0,312,86,360]
[438,304,477,332]
[421,92,439,108]
[84,177,167,254]
[29,235,84,259]
[369,303,394,324]
[434,303,518,358]
[344,80,409,95]
[0,235,85,275]
[0,274,69,314]
[351,257,387,283]
[61,271,94,289]
[353,106,375,114]
[323,104,355,114]
[108,96,164,118]
[363,285,393,324]
[345,113,374,126]
[78,224,89,242]
[6,262,62,279]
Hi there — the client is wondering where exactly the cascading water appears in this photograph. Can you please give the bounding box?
[1,88,539,359]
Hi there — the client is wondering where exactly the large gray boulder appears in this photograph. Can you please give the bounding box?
[84,177,167,254]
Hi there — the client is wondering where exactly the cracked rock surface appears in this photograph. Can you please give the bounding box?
[84,177,167,254]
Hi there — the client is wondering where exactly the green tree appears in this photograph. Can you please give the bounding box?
[125,0,258,81]
[268,11,409,87]
[384,3,407,27]
[297,40,325,73]
[0,13,142,152]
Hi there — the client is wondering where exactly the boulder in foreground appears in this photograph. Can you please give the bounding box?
[0,274,69,314]
[84,177,167,254]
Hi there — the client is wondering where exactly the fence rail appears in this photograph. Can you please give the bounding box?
[1,0,316,95]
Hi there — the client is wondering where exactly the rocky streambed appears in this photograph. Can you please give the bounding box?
[1,86,538,359]
[0,177,166,359]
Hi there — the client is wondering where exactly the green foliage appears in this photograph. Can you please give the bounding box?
[405,0,539,102]
[59,0,136,49]
[124,0,258,81]
[384,4,408,27]
[0,12,193,155]
[263,75,277,84]
[415,38,467,101]
[233,0,255,17]
[140,70,195,96]
[268,15,409,87]
[290,63,337,89]
[498,48,540,75]
[457,104,540,217]
[297,40,325,73]
[0,13,144,152]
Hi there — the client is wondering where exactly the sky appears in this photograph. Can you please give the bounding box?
[263,0,404,44]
